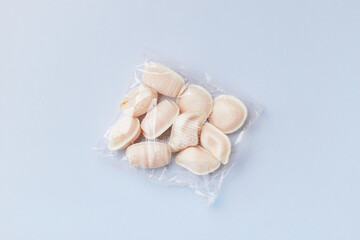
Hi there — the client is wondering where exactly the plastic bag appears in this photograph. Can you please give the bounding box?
[93,49,262,206]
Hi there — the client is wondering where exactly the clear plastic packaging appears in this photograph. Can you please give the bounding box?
[93,49,262,206]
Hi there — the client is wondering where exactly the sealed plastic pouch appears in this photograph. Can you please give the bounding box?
[94,49,262,206]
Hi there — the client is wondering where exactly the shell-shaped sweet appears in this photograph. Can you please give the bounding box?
[142,62,185,97]
[120,85,158,117]
[200,122,231,164]
[107,116,141,150]
[175,146,220,175]
[208,95,248,134]
[126,142,172,168]
[168,112,207,152]
[176,84,213,117]
[141,100,179,139]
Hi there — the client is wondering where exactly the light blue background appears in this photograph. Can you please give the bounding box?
[1,0,360,239]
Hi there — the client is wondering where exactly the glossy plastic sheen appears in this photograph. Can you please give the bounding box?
[176,84,213,117]
[175,146,221,175]
[200,122,231,164]
[94,50,262,206]
[142,62,185,97]
[126,142,171,168]
[141,100,179,139]
[168,111,207,152]
[120,85,158,117]
[107,116,141,150]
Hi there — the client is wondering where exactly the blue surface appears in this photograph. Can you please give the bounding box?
[1,0,360,239]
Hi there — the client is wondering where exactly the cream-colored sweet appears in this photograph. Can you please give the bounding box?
[141,100,179,139]
[168,112,207,152]
[142,62,185,97]
[107,116,141,150]
[200,122,231,164]
[176,84,213,117]
[208,95,248,134]
[126,142,171,168]
[120,85,158,117]
[175,146,220,175]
